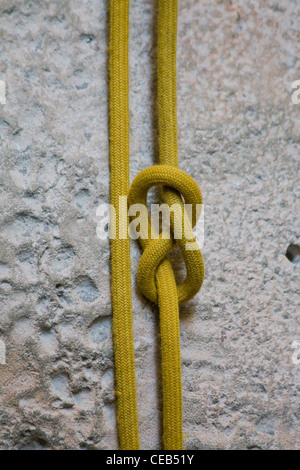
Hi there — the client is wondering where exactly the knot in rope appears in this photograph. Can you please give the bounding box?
[110,0,205,449]
[128,165,204,305]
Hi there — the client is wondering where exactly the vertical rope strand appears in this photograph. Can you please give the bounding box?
[157,0,183,450]
[157,261,183,449]
[158,0,178,167]
[109,0,139,450]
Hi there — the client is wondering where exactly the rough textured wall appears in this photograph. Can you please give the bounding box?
[0,0,299,450]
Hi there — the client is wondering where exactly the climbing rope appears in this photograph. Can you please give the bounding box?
[109,0,139,450]
[109,0,204,450]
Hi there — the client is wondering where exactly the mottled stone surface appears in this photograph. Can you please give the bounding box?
[0,0,299,450]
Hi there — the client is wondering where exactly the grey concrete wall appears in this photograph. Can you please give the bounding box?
[0,0,299,450]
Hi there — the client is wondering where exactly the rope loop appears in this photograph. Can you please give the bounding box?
[128,165,204,305]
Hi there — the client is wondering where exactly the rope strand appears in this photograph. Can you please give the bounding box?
[109,0,139,450]
[109,0,204,450]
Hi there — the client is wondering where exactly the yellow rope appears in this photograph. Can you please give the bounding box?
[109,0,139,450]
[109,0,204,450]
[128,165,204,449]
